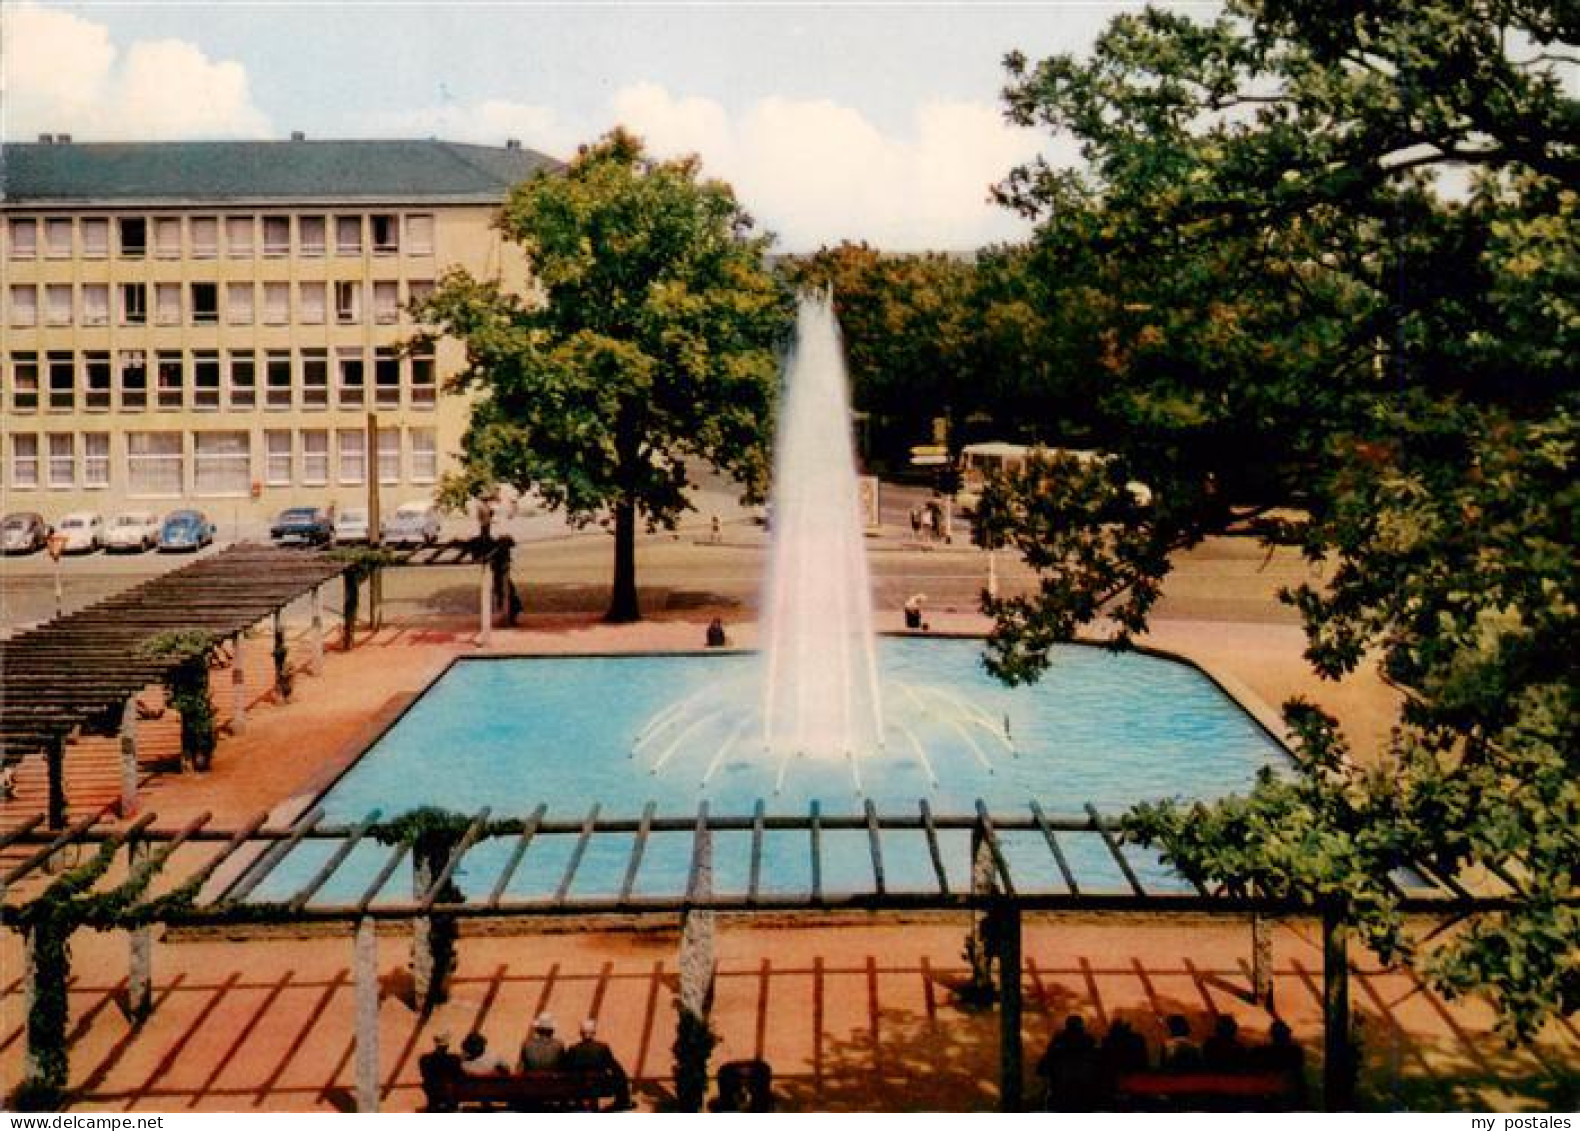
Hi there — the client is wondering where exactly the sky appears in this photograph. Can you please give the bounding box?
[0,1,1175,251]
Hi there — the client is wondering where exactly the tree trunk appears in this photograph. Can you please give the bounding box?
[606,496,641,623]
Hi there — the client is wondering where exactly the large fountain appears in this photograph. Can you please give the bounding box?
[632,293,1013,796]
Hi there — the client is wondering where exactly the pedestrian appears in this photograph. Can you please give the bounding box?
[710,515,722,544]
[909,506,922,540]
[706,618,728,647]
[904,593,926,630]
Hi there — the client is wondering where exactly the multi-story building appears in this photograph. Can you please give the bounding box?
[1,137,554,531]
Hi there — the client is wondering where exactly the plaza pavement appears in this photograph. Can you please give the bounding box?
[2,514,1572,1111]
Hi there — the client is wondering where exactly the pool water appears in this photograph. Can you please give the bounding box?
[256,638,1285,904]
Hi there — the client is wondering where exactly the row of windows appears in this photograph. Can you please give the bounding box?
[5,213,435,261]
[5,348,436,415]
[6,427,437,495]
[7,278,436,328]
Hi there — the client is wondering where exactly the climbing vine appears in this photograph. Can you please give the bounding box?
[373,807,470,1012]
[671,1002,719,1112]
[330,547,401,647]
[137,630,218,771]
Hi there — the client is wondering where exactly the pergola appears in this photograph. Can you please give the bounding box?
[0,800,1529,1112]
[0,545,350,827]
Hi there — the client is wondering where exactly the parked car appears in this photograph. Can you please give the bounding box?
[0,512,50,555]
[56,512,105,553]
[104,511,162,553]
[382,500,442,547]
[270,506,333,547]
[332,507,370,546]
[158,509,216,552]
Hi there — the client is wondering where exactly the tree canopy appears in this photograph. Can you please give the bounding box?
[416,129,790,621]
[985,0,1577,1039]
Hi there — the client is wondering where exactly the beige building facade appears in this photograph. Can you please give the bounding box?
[0,139,551,534]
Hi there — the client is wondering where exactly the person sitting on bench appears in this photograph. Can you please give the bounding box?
[460,1031,511,1077]
[520,1013,565,1071]
[561,1018,633,1110]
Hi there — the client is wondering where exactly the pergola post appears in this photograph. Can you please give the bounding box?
[478,562,493,646]
[996,905,1024,1112]
[272,611,289,701]
[23,916,70,1098]
[45,734,67,831]
[1251,911,1274,1008]
[967,824,998,996]
[231,634,247,734]
[1323,904,1354,1111]
[341,571,359,652]
[412,854,437,1009]
[676,816,716,1110]
[354,916,380,1113]
[127,837,153,1021]
[309,584,325,676]
[119,696,139,818]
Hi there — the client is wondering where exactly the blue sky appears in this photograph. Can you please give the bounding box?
[5,2,1175,250]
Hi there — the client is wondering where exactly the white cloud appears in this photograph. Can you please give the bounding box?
[1,2,269,140]
[607,83,1048,251]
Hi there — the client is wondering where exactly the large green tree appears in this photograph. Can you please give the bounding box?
[416,130,789,621]
[984,1,1577,1039]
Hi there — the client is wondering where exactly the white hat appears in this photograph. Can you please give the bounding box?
[534,1012,555,1033]
[581,1018,598,1038]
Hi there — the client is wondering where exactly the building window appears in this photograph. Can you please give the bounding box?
[226,216,254,257]
[338,428,366,485]
[11,434,39,488]
[156,352,184,410]
[407,279,435,314]
[9,218,38,259]
[12,353,40,412]
[265,429,292,485]
[191,217,219,258]
[47,433,75,487]
[153,217,182,258]
[10,285,37,327]
[44,218,73,258]
[410,427,437,483]
[191,283,219,324]
[410,352,436,409]
[84,353,112,411]
[120,282,147,325]
[45,284,72,326]
[82,284,109,326]
[194,431,250,496]
[337,349,365,408]
[155,282,181,326]
[81,218,109,258]
[373,281,400,324]
[265,351,292,410]
[334,280,361,324]
[374,349,401,409]
[263,216,290,256]
[302,349,329,409]
[370,214,399,254]
[126,431,183,497]
[299,215,326,256]
[83,433,110,487]
[118,217,147,258]
[406,214,435,256]
[263,282,289,325]
[227,282,254,325]
[302,429,329,485]
[228,352,256,410]
[335,215,362,256]
[299,281,326,325]
[193,351,221,410]
[119,351,148,411]
[378,427,400,485]
[47,352,75,412]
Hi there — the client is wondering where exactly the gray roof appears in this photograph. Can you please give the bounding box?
[0,139,561,206]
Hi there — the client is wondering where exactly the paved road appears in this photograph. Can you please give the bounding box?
[0,475,1313,632]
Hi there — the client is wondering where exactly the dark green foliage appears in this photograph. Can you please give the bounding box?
[414,129,791,622]
[137,630,218,771]
[994,1,1577,1039]
[331,546,401,646]
[671,1003,719,1112]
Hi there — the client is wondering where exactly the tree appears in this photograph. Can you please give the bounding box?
[987,1,1577,1039]
[416,130,790,621]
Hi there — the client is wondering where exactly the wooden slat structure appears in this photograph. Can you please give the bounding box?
[0,799,1554,1113]
[1,544,349,762]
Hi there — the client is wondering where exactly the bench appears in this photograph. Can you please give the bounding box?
[1114,1070,1303,1111]
[424,1067,624,1112]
